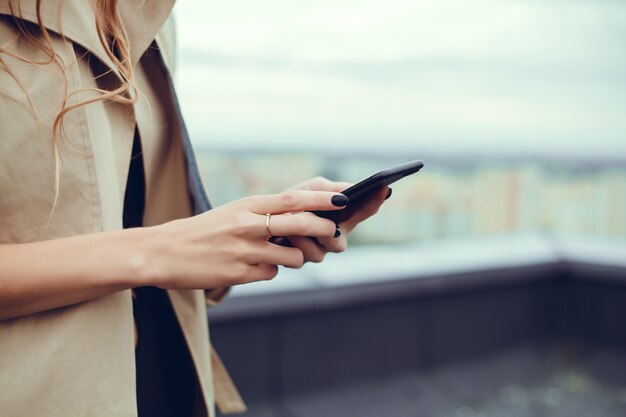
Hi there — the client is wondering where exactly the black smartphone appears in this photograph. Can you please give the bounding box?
[269,160,424,247]
[312,159,424,223]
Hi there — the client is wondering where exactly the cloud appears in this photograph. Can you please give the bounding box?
[173,0,626,155]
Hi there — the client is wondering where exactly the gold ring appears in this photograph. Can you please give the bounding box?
[265,213,273,238]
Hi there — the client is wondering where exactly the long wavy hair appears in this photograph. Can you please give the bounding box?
[1,0,138,219]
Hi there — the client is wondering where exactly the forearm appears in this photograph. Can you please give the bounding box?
[0,228,153,320]
[0,188,358,321]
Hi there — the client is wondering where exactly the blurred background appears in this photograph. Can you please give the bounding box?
[173,1,626,416]
[174,0,626,244]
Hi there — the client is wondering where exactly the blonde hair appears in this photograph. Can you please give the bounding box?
[1,0,138,221]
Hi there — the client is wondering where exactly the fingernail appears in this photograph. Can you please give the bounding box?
[334,226,342,238]
[385,188,393,200]
[331,194,349,207]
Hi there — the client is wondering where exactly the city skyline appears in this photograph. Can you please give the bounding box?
[195,149,626,245]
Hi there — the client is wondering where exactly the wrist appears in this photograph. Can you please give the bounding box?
[121,226,165,288]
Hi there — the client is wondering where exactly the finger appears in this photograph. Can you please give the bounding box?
[316,233,348,254]
[287,236,326,263]
[240,264,279,283]
[255,242,305,269]
[341,186,390,233]
[265,211,338,238]
[246,190,349,215]
[288,176,354,193]
[308,180,353,193]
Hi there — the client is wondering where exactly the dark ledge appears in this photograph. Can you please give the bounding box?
[207,235,626,411]
[207,262,559,323]
[207,235,626,323]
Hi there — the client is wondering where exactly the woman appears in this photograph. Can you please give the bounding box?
[0,1,389,416]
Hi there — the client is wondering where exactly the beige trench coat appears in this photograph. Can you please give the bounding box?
[0,1,242,416]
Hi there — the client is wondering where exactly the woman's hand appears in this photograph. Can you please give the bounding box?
[281,176,390,264]
[146,189,349,289]
[0,181,385,320]
[0,189,350,320]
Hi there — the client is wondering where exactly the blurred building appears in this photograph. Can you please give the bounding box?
[195,150,626,244]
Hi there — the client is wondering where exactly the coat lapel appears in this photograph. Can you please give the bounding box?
[0,0,175,81]
[0,0,122,80]
[152,47,213,215]
[117,0,175,67]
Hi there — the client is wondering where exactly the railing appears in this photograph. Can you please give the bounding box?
[207,235,626,415]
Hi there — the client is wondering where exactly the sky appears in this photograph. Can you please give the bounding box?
[173,0,626,156]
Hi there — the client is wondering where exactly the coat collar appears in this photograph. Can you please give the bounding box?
[0,0,175,80]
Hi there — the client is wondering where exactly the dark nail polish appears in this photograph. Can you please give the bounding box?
[385,188,393,200]
[334,226,342,238]
[331,194,349,207]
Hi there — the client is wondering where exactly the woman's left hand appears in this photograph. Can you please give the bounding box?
[281,176,390,264]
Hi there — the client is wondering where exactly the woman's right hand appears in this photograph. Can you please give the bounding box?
[0,190,347,320]
[145,190,349,290]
